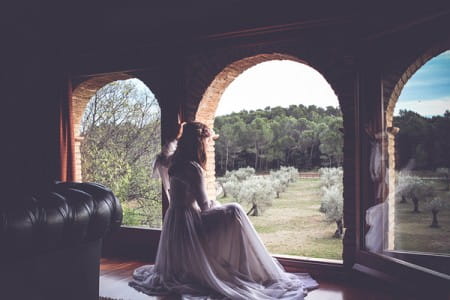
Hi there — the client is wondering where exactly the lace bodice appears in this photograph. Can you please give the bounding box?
[168,161,207,211]
[169,176,200,210]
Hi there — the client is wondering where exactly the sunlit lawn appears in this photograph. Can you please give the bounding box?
[219,178,344,260]
[394,179,450,254]
[125,175,450,257]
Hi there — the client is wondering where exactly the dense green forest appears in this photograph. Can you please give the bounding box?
[214,104,343,175]
[394,110,450,171]
[214,106,450,175]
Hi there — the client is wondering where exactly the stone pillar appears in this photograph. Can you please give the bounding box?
[74,136,84,182]
[196,111,217,200]
[386,126,399,250]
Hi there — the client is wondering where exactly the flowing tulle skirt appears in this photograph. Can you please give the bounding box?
[130,203,318,299]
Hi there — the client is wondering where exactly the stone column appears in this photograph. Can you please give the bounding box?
[74,136,84,182]
[386,126,399,250]
[195,111,217,200]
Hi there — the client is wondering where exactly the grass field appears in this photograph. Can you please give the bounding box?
[220,178,343,260]
[124,174,449,257]
[394,180,450,254]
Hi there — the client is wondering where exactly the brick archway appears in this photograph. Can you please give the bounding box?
[386,48,449,128]
[384,44,450,249]
[72,73,133,181]
[195,53,329,199]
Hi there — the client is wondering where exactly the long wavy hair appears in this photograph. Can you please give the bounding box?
[170,121,211,170]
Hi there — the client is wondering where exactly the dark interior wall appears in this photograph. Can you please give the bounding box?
[0,1,70,195]
[1,2,450,200]
[1,33,63,198]
[1,3,449,294]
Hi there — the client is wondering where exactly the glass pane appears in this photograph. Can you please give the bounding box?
[213,60,343,260]
[392,51,450,255]
[79,79,162,228]
[365,50,450,258]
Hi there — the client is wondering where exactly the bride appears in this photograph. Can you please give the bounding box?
[129,121,318,299]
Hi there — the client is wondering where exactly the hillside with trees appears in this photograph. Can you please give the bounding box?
[394,109,450,171]
[214,104,343,175]
[214,107,450,175]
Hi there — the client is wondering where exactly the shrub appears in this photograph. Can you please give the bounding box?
[217,167,255,198]
[238,176,276,216]
[396,172,435,213]
[319,167,344,238]
[424,196,449,228]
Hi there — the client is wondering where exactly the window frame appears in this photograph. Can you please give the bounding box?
[80,21,450,294]
[352,67,450,294]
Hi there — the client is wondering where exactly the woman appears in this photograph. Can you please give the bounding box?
[129,121,318,299]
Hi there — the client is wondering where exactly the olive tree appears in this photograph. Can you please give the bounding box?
[322,184,344,238]
[233,167,256,181]
[238,176,276,216]
[396,173,434,213]
[318,167,343,188]
[424,196,448,228]
[217,167,255,198]
[280,166,298,183]
[319,167,344,238]
[270,170,289,198]
[222,177,241,202]
[436,168,450,191]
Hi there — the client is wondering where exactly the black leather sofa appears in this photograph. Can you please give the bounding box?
[0,182,122,300]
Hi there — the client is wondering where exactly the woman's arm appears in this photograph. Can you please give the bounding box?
[152,140,178,201]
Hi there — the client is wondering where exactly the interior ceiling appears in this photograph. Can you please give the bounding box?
[3,1,450,54]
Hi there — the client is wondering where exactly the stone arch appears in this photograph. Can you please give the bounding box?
[195,53,339,199]
[386,45,450,127]
[384,41,450,250]
[72,72,142,182]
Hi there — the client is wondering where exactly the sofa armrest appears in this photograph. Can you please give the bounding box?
[0,182,122,257]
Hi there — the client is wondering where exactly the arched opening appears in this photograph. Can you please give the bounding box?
[73,75,162,228]
[196,54,306,198]
[196,54,344,260]
[386,49,450,256]
[72,73,133,181]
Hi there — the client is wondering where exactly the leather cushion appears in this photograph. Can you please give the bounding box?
[0,182,122,257]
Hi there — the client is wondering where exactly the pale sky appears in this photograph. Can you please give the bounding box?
[215,60,339,116]
[394,50,450,117]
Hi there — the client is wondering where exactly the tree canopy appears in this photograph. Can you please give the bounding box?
[214,104,343,174]
[394,110,450,171]
[80,79,162,227]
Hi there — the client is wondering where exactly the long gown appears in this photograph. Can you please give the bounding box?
[129,144,318,299]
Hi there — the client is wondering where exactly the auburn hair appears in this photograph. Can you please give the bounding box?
[170,121,211,170]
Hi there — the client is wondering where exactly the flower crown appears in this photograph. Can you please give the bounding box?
[198,127,211,138]
[179,122,211,139]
